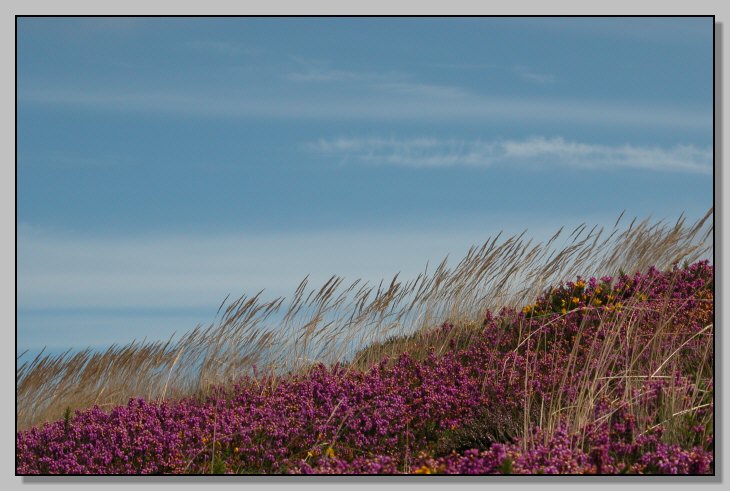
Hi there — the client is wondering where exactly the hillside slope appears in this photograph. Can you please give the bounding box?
[17,261,714,475]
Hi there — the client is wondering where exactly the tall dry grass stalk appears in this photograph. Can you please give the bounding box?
[16,210,713,431]
[517,250,714,449]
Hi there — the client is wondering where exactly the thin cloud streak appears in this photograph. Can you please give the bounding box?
[309,136,712,174]
[19,88,711,130]
[18,222,561,311]
[371,82,471,99]
[514,65,557,84]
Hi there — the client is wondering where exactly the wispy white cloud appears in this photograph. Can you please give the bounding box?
[286,59,471,98]
[515,65,556,84]
[372,82,470,99]
[310,137,490,168]
[19,87,711,130]
[288,62,553,93]
[308,136,712,174]
[425,61,557,84]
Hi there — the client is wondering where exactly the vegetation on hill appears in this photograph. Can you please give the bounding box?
[16,211,714,474]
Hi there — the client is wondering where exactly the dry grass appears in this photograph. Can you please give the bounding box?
[529,272,714,449]
[16,209,713,431]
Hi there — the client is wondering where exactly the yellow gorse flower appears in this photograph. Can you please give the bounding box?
[414,465,433,474]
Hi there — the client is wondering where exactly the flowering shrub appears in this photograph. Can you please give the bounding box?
[523,261,713,318]
[16,261,713,475]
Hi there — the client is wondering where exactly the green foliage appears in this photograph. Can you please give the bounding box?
[63,406,72,434]
[500,456,513,474]
[211,455,227,474]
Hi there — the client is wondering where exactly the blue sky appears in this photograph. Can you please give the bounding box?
[17,17,713,353]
